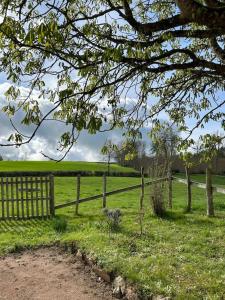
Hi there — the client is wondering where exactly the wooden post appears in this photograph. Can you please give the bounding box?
[148,167,151,207]
[140,167,144,210]
[6,177,9,218]
[75,174,80,215]
[49,174,55,217]
[45,176,49,218]
[21,177,25,219]
[40,177,44,218]
[31,177,35,218]
[10,177,14,219]
[103,172,107,208]
[168,166,172,209]
[185,166,192,212]
[25,177,30,218]
[15,177,19,219]
[1,177,5,219]
[206,164,214,217]
[35,177,39,217]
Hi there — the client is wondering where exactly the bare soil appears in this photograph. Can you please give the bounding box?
[0,247,114,300]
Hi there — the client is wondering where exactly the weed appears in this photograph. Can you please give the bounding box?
[52,217,68,233]
[103,208,121,234]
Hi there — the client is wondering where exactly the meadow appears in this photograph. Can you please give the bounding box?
[176,172,225,188]
[0,162,225,299]
[0,160,135,173]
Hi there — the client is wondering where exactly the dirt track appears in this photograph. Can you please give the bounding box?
[0,247,114,300]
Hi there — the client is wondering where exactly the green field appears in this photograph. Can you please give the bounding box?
[1,163,225,299]
[0,161,135,173]
[175,173,225,187]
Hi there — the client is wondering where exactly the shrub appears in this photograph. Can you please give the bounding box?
[149,160,166,217]
[52,217,68,233]
[151,186,165,217]
[103,208,121,232]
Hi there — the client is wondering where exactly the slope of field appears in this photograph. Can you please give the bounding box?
[0,161,135,173]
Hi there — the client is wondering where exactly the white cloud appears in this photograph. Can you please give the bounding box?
[0,81,150,160]
[1,80,220,161]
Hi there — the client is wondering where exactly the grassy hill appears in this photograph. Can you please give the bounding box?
[0,161,136,173]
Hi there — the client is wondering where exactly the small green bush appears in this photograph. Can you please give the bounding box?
[52,217,68,233]
[103,208,121,232]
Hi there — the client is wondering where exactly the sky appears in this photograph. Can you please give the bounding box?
[0,77,223,161]
[0,81,152,161]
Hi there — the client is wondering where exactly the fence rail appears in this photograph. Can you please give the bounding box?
[55,177,169,210]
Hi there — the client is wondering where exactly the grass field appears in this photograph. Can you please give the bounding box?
[0,161,135,173]
[1,162,225,299]
[175,173,225,187]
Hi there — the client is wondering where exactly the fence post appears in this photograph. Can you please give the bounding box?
[49,174,55,217]
[206,164,214,216]
[185,166,192,212]
[168,167,172,209]
[103,172,107,208]
[140,167,144,210]
[75,174,80,215]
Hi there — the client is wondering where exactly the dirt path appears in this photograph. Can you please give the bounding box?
[0,247,114,300]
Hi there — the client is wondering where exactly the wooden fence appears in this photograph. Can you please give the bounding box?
[55,176,170,213]
[0,170,170,220]
[0,175,54,220]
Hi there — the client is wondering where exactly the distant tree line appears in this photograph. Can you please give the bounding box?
[101,133,225,175]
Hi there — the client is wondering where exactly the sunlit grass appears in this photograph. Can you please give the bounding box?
[0,165,225,298]
[175,172,225,188]
[0,161,135,173]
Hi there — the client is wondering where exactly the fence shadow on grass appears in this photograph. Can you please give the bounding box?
[0,219,52,234]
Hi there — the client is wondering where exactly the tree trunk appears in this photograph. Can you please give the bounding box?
[107,154,110,175]
[140,167,144,210]
[185,166,192,212]
[206,164,214,217]
[168,163,172,209]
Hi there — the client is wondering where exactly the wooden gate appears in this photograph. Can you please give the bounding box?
[0,175,55,220]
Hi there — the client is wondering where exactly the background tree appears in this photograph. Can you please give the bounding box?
[197,134,224,217]
[180,151,195,212]
[0,1,225,158]
[150,122,179,174]
[113,139,147,170]
[101,139,117,174]
[150,122,180,208]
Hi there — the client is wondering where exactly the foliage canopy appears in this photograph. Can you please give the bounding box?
[0,0,225,157]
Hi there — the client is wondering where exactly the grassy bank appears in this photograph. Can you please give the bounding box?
[0,161,135,173]
[0,163,225,299]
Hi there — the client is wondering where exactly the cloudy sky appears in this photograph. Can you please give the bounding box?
[0,80,153,161]
[0,78,224,161]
